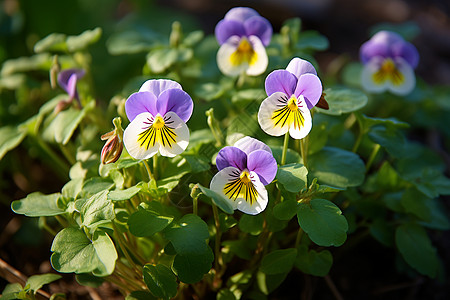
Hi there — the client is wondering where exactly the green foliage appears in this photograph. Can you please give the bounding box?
[12,192,64,217]
[143,264,178,300]
[260,248,297,275]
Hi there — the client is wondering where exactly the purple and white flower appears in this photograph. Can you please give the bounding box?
[360,30,419,95]
[258,58,322,139]
[215,7,272,76]
[123,79,193,159]
[210,136,277,215]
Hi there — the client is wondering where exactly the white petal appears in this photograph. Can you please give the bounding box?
[288,95,312,140]
[386,58,415,95]
[217,36,268,77]
[258,92,290,137]
[157,112,190,157]
[210,167,268,215]
[245,35,268,76]
[139,79,182,96]
[233,136,272,155]
[361,59,388,93]
[123,112,159,160]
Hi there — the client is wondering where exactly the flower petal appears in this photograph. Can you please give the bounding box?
[287,96,312,139]
[265,69,297,97]
[243,16,272,46]
[386,58,416,95]
[286,57,317,77]
[391,41,419,69]
[139,79,182,97]
[246,35,268,76]
[156,88,193,123]
[57,68,85,97]
[361,58,389,93]
[294,73,323,109]
[233,136,272,155]
[215,19,246,45]
[247,150,277,185]
[123,112,159,160]
[258,92,290,137]
[216,146,247,171]
[125,91,158,122]
[210,167,268,215]
[157,112,190,157]
[224,7,259,22]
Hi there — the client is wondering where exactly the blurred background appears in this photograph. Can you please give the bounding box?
[0,0,449,299]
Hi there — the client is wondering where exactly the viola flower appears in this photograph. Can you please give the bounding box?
[58,68,85,103]
[215,7,272,76]
[210,136,277,215]
[258,58,322,139]
[360,30,419,95]
[123,79,193,159]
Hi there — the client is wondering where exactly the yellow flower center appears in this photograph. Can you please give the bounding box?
[223,169,258,205]
[271,95,305,130]
[137,114,177,149]
[239,170,251,183]
[152,115,165,129]
[229,37,258,67]
[288,96,299,111]
[372,58,405,86]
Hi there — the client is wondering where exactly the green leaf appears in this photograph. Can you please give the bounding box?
[147,48,178,73]
[164,214,209,255]
[12,192,64,217]
[400,188,431,221]
[295,245,333,276]
[79,177,115,198]
[80,190,115,229]
[369,219,394,247]
[75,273,104,288]
[309,147,365,188]
[273,198,299,221]
[143,264,178,300]
[296,30,329,50]
[1,53,51,76]
[51,228,117,276]
[276,163,308,193]
[395,223,438,278]
[369,126,408,158]
[172,246,214,283]
[316,87,368,115]
[260,248,297,275]
[128,209,173,237]
[419,200,450,230]
[217,289,237,300]
[297,199,348,247]
[194,82,224,101]
[257,271,289,295]
[26,273,61,292]
[66,27,102,52]
[62,178,84,198]
[222,240,253,260]
[34,33,67,53]
[0,126,27,160]
[271,147,301,165]
[126,291,157,300]
[197,184,233,214]
[239,213,264,235]
[108,185,141,201]
[231,89,266,103]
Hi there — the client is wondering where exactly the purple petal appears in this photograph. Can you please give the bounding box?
[265,70,297,97]
[294,73,323,109]
[224,7,259,22]
[391,41,419,69]
[125,91,158,122]
[360,40,391,64]
[139,79,182,97]
[156,88,193,122]
[216,146,247,171]
[234,136,272,155]
[243,16,272,46]
[57,68,85,95]
[215,19,246,45]
[247,150,277,185]
[286,57,317,78]
[66,74,78,99]
[371,31,404,45]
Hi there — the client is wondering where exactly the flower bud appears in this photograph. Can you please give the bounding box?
[101,117,124,164]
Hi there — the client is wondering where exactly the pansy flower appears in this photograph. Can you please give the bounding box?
[360,30,419,95]
[210,136,277,215]
[55,68,85,112]
[258,58,322,139]
[123,79,193,159]
[215,7,272,76]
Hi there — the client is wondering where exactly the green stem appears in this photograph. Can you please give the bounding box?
[113,223,143,277]
[281,132,290,166]
[352,130,363,153]
[54,215,69,228]
[193,196,198,216]
[294,227,304,249]
[212,203,223,277]
[152,155,158,180]
[300,138,308,169]
[142,160,154,182]
[33,136,70,178]
[366,144,381,171]
[59,143,76,165]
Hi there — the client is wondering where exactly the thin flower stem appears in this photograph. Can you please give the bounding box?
[152,154,158,180]
[300,138,308,169]
[352,130,363,153]
[54,215,69,228]
[33,136,70,178]
[366,144,381,171]
[294,227,304,249]
[281,132,290,166]
[142,160,154,182]
[113,223,143,278]
[193,196,198,216]
[211,203,223,277]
